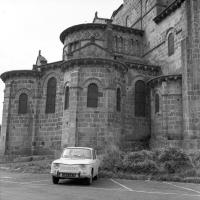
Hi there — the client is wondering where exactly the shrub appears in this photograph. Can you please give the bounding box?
[157,147,193,174]
[100,149,124,172]
[122,150,159,174]
[189,151,200,168]
[122,150,154,167]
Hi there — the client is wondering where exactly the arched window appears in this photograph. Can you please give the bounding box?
[114,36,118,51]
[18,93,28,114]
[168,33,174,56]
[116,88,121,112]
[119,37,123,52]
[135,80,146,117]
[64,86,70,110]
[155,93,159,114]
[87,83,98,108]
[46,77,57,113]
[125,15,131,27]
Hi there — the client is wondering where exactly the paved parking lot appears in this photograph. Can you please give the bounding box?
[0,170,200,200]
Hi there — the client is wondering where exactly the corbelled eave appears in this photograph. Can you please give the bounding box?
[60,23,144,44]
[154,0,186,24]
[125,61,161,76]
[147,74,182,87]
[1,70,40,83]
[60,58,128,73]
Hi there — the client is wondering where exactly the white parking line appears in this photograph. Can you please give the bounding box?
[110,179,200,197]
[164,182,200,194]
[0,179,49,184]
[110,179,133,191]
[1,176,13,179]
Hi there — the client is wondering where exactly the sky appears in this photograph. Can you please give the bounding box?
[0,0,123,123]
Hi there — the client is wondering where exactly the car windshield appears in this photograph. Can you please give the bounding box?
[62,148,92,159]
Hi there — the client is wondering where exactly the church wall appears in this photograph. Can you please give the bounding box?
[142,2,187,75]
[3,77,37,155]
[76,64,125,153]
[121,68,152,151]
[181,0,200,151]
[112,0,187,75]
[34,70,63,155]
[150,78,183,149]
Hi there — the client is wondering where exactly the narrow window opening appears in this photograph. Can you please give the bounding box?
[87,83,98,108]
[46,77,57,113]
[18,93,28,114]
[135,80,146,117]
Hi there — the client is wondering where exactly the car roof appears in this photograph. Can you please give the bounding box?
[63,147,93,151]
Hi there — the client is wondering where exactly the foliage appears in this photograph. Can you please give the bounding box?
[156,147,193,173]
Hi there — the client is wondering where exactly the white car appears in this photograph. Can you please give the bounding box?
[50,147,100,185]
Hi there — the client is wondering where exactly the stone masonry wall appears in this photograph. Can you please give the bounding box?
[76,64,125,153]
[34,69,63,155]
[150,78,183,149]
[112,0,187,75]
[3,77,37,155]
[182,0,200,151]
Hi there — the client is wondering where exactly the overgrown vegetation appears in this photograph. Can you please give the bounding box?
[0,147,200,183]
[99,147,200,183]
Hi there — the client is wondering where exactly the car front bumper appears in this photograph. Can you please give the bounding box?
[51,170,91,179]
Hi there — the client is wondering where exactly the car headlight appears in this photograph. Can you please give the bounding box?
[52,163,60,169]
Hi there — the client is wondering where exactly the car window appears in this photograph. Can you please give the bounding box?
[62,148,92,159]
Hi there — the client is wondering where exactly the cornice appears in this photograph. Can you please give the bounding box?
[147,74,182,87]
[1,70,40,83]
[60,23,143,44]
[61,58,128,73]
[154,0,186,24]
[125,61,161,75]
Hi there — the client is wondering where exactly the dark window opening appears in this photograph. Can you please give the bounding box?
[168,33,174,56]
[87,83,98,108]
[64,86,70,110]
[114,36,118,50]
[46,77,57,113]
[135,80,146,117]
[155,93,159,114]
[116,88,121,112]
[18,93,28,114]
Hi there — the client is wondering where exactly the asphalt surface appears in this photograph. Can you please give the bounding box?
[0,170,200,200]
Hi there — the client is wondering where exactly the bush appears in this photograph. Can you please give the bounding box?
[157,147,193,174]
[122,150,158,174]
[189,151,200,168]
[100,149,124,172]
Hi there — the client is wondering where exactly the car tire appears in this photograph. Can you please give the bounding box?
[52,176,59,184]
[86,170,93,185]
[93,173,98,180]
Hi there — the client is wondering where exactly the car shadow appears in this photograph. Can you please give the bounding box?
[58,179,93,186]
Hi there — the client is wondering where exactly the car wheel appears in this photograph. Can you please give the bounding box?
[52,176,59,184]
[93,172,98,180]
[86,170,93,185]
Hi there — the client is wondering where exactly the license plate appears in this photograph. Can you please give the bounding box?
[60,173,78,178]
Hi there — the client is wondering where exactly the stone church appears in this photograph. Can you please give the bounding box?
[0,0,200,155]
